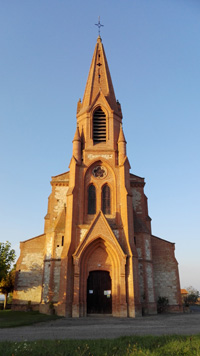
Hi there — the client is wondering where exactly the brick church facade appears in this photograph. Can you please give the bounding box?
[13,36,182,317]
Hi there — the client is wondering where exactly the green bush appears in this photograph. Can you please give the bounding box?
[157,296,169,313]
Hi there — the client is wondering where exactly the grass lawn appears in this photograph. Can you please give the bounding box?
[0,310,61,328]
[0,335,200,356]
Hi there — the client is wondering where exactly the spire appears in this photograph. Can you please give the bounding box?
[79,37,119,114]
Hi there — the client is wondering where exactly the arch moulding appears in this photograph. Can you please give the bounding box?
[72,217,127,317]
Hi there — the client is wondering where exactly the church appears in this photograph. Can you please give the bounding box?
[13,35,182,317]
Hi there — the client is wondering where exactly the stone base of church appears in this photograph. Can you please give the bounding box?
[167,304,183,313]
[142,302,157,315]
[127,302,142,317]
[12,300,182,317]
[71,302,129,318]
[72,303,79,317]
[39,302,50,315]
[12,303,40,312]
[54,302,73,317]
[47,300,143,318]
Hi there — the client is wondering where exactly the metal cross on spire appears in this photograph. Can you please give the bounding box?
[95,16,104,36]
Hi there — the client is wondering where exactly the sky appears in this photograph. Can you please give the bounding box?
[0,0,200,292]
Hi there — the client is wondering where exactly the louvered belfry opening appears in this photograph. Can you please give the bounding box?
[93,107,106,144]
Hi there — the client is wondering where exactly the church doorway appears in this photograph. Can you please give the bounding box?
[87,271,112,314]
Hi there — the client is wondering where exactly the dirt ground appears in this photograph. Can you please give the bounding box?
[1,313,200,342]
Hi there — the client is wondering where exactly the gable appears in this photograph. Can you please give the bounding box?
[73,211,126,260]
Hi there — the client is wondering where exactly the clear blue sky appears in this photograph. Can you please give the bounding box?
[1,0,200,292]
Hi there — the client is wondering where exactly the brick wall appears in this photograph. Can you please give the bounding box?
[151,235,181,308]
[13,234,45,306]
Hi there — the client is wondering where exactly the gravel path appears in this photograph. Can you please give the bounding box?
[1,313,200,342]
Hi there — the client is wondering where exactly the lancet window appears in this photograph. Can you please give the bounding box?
[102,184,111,214]
[88,184,96,214]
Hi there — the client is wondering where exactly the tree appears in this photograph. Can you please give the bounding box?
[0,242,16,309]
[184,286,200,306]
[0,268,16,309]
[0,241,16,282]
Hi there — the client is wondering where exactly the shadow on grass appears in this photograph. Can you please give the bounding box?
[0,310,62,328]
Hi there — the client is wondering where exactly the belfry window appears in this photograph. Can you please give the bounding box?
[93,107,106,144]
[88,184,96,214]
[102,184,111,214]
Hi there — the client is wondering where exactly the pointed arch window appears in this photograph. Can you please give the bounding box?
[88,184,96,214]
[102,184,111,214]
[93,107,106,144]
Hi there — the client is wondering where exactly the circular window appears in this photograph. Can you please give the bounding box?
[92,166,107,179]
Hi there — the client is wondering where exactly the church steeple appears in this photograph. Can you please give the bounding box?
[77,36,120,116]
[76,37,123,156]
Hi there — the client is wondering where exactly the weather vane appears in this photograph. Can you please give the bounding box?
[95,16,104,36]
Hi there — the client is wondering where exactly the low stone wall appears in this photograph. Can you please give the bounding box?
[11,303,40,312]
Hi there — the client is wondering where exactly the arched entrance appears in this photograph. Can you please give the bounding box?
[72,224,128,317]
[87,270,112,314]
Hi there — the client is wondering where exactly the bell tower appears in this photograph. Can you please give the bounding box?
[56,36,142,317]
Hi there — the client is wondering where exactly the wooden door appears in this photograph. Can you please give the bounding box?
[87,271,112,314]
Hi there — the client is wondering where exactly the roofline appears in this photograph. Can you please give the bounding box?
[20,233,45,243]
[130,172,145,180]
[51,171,69,178]
[151,234,175,245]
